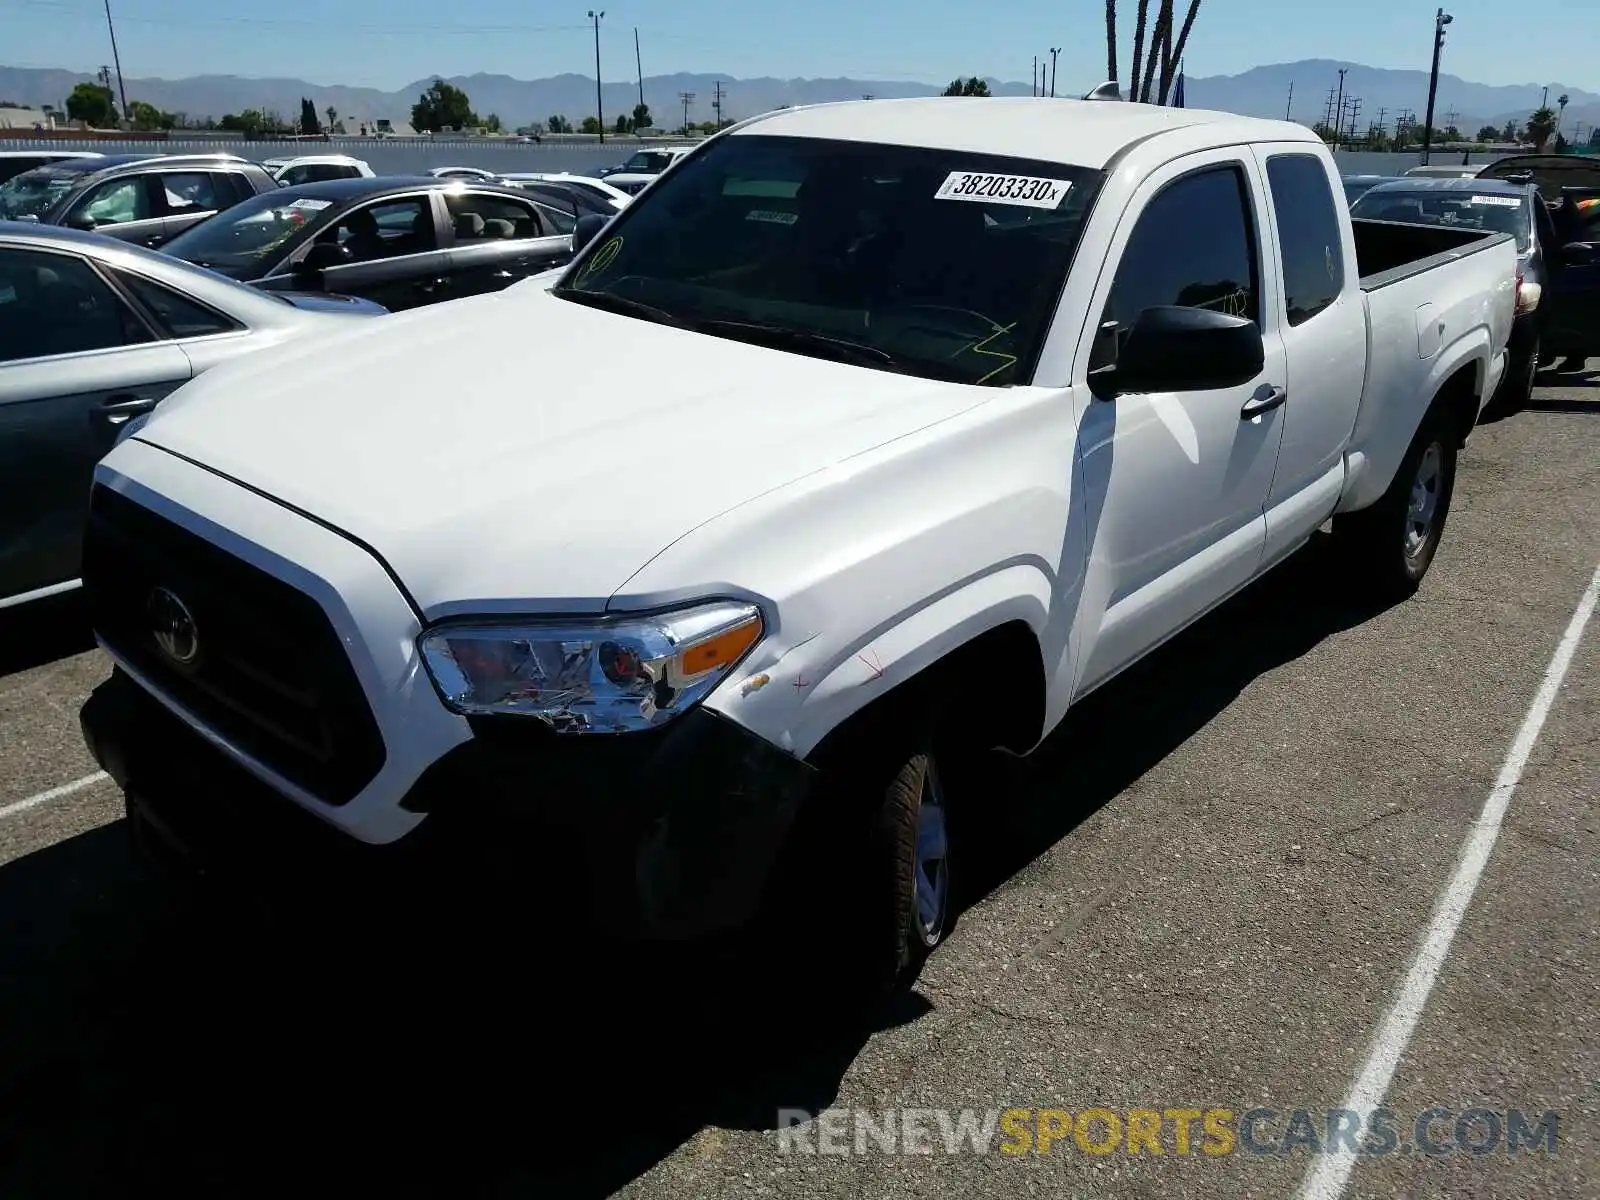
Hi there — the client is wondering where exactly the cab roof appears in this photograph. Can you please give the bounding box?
[733,96,1318,169]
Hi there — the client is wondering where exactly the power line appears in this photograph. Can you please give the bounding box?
[712,79,724,126]
[678,90,695,134]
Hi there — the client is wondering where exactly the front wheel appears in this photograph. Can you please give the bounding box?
[1334,404,1459,600]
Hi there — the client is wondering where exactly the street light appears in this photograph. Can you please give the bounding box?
[588,10,605,144]
[1049,47,1061,98]
[1420,8,1452,165]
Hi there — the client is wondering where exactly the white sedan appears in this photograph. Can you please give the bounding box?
[263,154,375,186]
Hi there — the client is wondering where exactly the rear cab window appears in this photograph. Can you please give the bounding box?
[558,133,1105,387]
[1265,153,1345,326]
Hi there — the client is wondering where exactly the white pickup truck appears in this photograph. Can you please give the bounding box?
[79,98,1515,998]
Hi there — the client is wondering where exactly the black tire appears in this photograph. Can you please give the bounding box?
[762,720,956,1009]
[1333,402,1459,600]
[1489,336,1539,417]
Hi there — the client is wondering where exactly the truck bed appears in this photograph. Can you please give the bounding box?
[1352,217,1511,290]
[1339,218,1518,515]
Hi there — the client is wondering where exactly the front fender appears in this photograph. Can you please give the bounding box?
[702,562,1054,760]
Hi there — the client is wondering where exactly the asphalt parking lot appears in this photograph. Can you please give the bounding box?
[1,367,1595,1199]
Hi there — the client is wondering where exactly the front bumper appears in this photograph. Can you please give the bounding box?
[82,668,815,940]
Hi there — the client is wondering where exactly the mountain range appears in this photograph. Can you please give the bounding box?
[1,60,1595,137]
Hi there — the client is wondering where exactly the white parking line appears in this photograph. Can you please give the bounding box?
[1297,562,1600,1200]
[0,771,110,822]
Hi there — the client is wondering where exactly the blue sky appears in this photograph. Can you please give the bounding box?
[4,0,1593,92]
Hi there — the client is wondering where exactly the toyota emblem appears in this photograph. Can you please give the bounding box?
[148,586,200,665]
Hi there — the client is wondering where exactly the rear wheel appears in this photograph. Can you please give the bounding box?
[1334,403,1459,599]
[1490,335,1539,416]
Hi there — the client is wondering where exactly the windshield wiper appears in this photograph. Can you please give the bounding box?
[549,286,693,329]
[692,319,903,373]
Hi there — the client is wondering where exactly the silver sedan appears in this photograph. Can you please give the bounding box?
[0,221,386,610]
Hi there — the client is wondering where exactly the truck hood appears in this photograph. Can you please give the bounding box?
[134,287,989,617]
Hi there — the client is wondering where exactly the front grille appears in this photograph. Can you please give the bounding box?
[83,485,386,805]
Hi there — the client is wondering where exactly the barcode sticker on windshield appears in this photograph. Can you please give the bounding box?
[935,171,1072,209]
[746,209,799,224]
[289,198,333,210]
[1469,195,1521,207]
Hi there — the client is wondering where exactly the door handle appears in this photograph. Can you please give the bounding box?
[1241,385,1287,419]
[415,277,448,294]
[96,394,158,427]
[491,269,515,280]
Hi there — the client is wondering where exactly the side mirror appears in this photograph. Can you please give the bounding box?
[1562,242,1596,265]
[570,212,610,255]
[295,240,352,277]
[1093,305,1265,396]
[65,211,97,231]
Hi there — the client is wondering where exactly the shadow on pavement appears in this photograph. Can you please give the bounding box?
[0,534,1401,1197]
[0,590,96,681]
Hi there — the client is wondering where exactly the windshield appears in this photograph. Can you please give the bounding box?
[622,151,673,173]
[556,134,1104,386]
[1350,187,1532,252]
[163,192,338,276]
[0,164,91,219]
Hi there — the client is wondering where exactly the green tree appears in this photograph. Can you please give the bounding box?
[580,115,603,134]
[483,112,503,133]
[1476,124,1500,142]
[613,114,630,134]
[1502,119,1520,141]
[1526,106,1557,150]
[1553,132,1569,153]
[326,105,338,132]
[632,102,652,130]
[942,77,991,97]
[546,114,572,133]
[299,97,319,134]
[126,100,174,131]
[218,108,271,136]
[411,78,478,132]
[65,81,116,127]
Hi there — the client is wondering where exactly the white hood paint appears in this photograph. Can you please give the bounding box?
[134,287,990,617]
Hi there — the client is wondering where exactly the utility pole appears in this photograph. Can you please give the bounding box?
[1346,97,1363,146]
[634,26,644,122]
[102,0,128,125]
[712,80,724,127]
[1421,8,1453,164]
[1049,47,1060,98]
[588,10,605,143]
[1323,86,1336,138]
[1032,56,1038,97]
[1444,107,1459,137]
[678,90,695,135]
[1333,68,1347,149]
[1285,80,1294,120]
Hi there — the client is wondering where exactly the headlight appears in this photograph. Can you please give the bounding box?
[417,601,763,732]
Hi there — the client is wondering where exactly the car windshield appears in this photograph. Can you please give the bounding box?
[163,192,339,275]
[554,134,1104,387]
[0,164,91,219]
[622,151,673,173]
[1350,187,1532,252]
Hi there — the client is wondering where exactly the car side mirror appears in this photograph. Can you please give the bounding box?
[571,213,609,255]
[1092,305,1265,397]
[296,240,352,277]
[1562,242,1596,265]
[65,211,97,231]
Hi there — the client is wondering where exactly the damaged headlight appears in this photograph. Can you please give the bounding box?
[417,601,763,733]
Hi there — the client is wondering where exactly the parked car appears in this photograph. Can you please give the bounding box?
[262,154,375,186]
[0,149,104,185]
[1341,174,1403,204]
[0,153,279,249]
[159,177,578,311]
[77,99,1515,1007]
[427,166,499,181]
[496,172,632,212]
[1350,175,1580,407]
[597,146,694,194]
[1403,163,1481,179]
[0,221,385,611]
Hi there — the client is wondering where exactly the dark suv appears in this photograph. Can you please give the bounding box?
[0,153,278,250]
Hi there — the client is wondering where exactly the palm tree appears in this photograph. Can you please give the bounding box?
[1105,0,1118,84]
[1556,93,1569,136]
[1526,106,1557,150]
[1129,0,1151,103]
[325,105,338,133]
[1160,0,1203,104]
